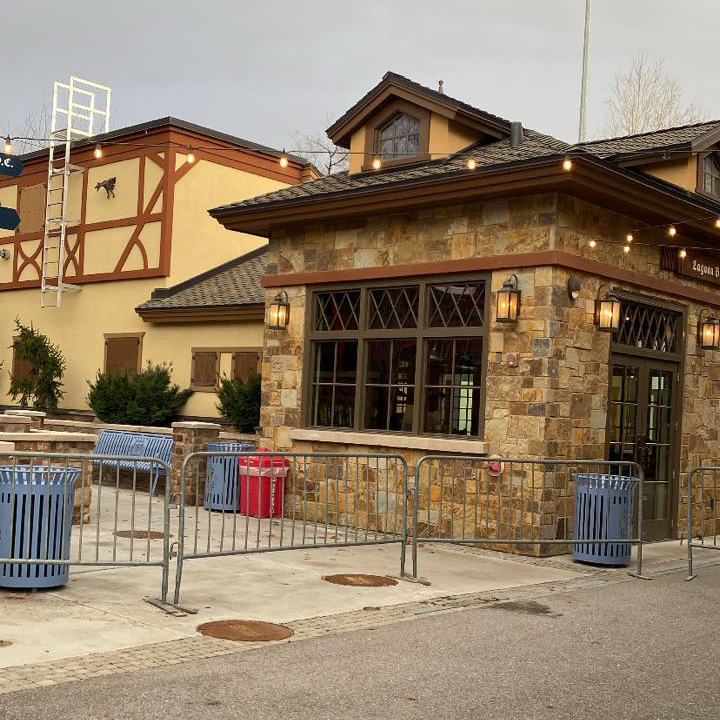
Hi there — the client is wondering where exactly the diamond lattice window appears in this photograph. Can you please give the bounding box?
[614,301,681,354]
[368,286,419,329]
[428,282,486,328]
[314,291,361,331]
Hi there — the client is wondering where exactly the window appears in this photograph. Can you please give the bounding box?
[104,334,142,374]
[702,154,720,198]
[306,278,488,437]
[377,113,421,160]
[191,351,220,391]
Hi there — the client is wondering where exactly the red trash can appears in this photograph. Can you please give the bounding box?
[237,449,290,518]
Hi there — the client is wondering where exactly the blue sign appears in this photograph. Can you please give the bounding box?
[0,206,20,231]
[0,153,23,178]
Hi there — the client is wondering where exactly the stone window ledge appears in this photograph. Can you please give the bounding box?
[290,428,488,455]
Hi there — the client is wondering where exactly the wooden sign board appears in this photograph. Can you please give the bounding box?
[662,247,720,288]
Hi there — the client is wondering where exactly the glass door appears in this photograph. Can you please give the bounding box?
[608,357,678,540]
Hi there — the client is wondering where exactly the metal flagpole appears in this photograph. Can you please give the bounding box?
[578,0,592,142]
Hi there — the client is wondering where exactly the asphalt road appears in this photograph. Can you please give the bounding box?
[3,564,720,720]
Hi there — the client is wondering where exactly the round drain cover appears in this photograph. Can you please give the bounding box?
[197,619,294,642]
[323,573,398,587]
[114,530,169,540]
[0,640,12,648]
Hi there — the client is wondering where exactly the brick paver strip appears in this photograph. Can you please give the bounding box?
[1,554,717,695]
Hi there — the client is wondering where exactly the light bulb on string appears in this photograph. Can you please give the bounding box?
[668,225,677,237]
[187,147,195,164]
[626,233,633,243]
[715,218,720,229]
[3,137,12,154]
[623,244,631,254]
[679,248,687,259]
[588,239,597,248]
[279,150,288,168]
[466,157,476,170]
[93,144,103,159]
[562,157,573,171]
[371,156,382,170]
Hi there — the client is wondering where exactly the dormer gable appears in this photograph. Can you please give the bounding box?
[327,72,512,174]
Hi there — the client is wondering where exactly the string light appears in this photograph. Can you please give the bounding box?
[562,157,573,171]
[623,244,631,254]
[371,156,382,170]
[588,239,597,248]
[668,225,677,237]
[679,248,687,259]
[466,157,477,170]
[3,137,11,154]
[279,150,288,168]
[626,233,633,243]
[186,147,195,164]
[93,144,103,159]
[715,218,720,229]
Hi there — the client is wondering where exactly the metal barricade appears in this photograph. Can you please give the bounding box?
[412,455,644,577]
[172,451,410,608]
[686,466,720,580]
[0,451,173,607]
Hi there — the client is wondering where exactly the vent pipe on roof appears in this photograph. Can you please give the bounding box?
[438,79,444,94]
[510,121,523,148]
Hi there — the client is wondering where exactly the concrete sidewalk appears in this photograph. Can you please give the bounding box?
[0,537,700,670]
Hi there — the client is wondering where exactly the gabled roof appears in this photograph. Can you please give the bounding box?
[18,116,312,168]
[326,71,512,147]
[576,119,720,160]
[136,246,267,318]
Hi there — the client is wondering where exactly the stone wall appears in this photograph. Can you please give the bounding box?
[258,191,720,548]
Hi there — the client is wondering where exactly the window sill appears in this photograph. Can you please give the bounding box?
[289,428,488,455]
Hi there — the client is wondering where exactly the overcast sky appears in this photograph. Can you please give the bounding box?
[4,0,719,152]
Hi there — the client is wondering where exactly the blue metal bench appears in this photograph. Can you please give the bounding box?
[93,429,173,495]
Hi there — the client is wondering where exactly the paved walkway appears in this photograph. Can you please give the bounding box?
[1,561,718,719]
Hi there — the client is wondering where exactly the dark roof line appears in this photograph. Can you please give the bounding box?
[147,245,268,301]
[18,116,312,167]
[577,119,720,148]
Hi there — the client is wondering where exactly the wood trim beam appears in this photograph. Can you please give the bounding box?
[262,250,720,308]
[136,305,265,323]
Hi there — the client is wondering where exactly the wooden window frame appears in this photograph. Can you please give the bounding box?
[361,99,430,171]
[190,346,263,392]
[303,274,490,439]
[103,332,144,374]
[696,151,720,200]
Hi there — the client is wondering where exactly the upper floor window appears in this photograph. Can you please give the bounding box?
[702,154,720,198]
[377,113,421,160]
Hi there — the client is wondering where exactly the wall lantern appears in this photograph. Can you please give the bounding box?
[567,275,581,301]
[268,290,290,330]
[698,310,720,350]
[496,274,521,323]
[594,286,621,332]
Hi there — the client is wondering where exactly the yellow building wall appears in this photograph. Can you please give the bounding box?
[428,115,478,158]
[0,281,263,418]
[349,126,367,174]
[644,156,698,192]
[168,157,284,284]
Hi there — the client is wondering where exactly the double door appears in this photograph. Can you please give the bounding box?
[608,356,679,541]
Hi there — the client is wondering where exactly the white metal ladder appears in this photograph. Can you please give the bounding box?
[41,76,111,308]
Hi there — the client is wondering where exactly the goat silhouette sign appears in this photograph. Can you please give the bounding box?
[0,153,23,178]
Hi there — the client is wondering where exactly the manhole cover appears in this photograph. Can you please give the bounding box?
[0,640,11,648]
[197,619,293,642]
[114,530,170,540]
[323,573,398,587]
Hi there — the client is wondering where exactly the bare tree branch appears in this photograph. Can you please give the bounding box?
[291,114,348,176]
[603,55,705,137]
[4,102,52,155]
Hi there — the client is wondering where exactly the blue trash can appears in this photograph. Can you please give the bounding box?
[204,442,255,511]
[0,465,81,589]
[572,473,634,566]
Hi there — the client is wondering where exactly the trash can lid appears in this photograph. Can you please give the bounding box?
[237,448,290,468]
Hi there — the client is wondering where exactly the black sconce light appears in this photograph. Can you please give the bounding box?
[594,285,621,332]
[567,275,581,301]
[698,309,720,350]
[496,274,521,323]
[268,289,290,330]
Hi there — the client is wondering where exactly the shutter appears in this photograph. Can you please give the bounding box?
[11,348,33,381]
[105,336,141,374]
[18,183,47,234]
[192,351,219,388]
[232,351,261,383]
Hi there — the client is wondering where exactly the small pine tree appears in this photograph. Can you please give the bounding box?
[8,319,65,411]
[87,362,192,426]
[216,373,261,433]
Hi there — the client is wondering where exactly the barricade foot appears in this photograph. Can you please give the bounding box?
[144,597,199,616]
[396,574,432,586]
[685,574,697,582]
[627,572,653,581]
